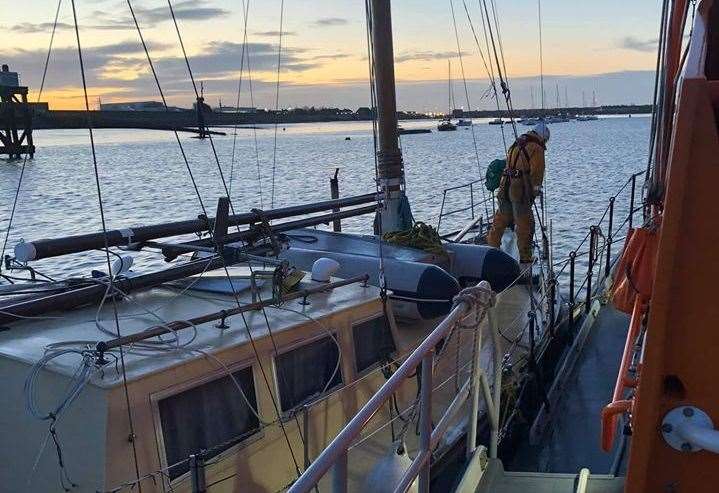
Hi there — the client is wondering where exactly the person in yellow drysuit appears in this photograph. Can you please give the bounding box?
[487,122,550,276]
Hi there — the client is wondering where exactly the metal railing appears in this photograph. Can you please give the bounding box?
[559,170,646,326]
[601,296,644,452]
[288,281,499,493]
[436,179,493,237]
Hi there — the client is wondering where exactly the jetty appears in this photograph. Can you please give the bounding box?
[0,65,35,159]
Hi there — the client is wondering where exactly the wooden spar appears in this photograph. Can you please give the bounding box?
[0,204,378,324]
[149,204,379,260]
[14,193,380,262]
[219,205,378,243]
[96,274,369,353]
[371,0,412,233]
[0,256,228,325]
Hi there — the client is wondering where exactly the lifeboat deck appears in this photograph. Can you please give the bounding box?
[466,301,631,493]
[508,301,630,474]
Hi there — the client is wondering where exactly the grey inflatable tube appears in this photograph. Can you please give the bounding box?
[280,248,460,319]
[443,243,520,291]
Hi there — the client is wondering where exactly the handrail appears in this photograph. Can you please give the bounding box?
[442,178,485,193]
[561,169,646,327]
[601,297,645,452]
[661,405,719,454]
[676,417,719,454]
[288,281,495,493]
[436,179,492,235]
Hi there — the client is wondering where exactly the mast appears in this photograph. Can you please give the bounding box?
[564,85,568,108]
[371,0,412,233]
[448,59,452,117]
[555,83,560,109]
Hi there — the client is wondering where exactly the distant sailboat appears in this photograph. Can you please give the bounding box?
[437,60,457,131]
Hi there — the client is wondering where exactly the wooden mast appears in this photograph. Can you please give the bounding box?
[371,0,413,233]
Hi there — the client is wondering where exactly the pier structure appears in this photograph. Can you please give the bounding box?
[0,65,35,159]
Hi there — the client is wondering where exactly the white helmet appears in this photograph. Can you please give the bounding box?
[532,121,550,143]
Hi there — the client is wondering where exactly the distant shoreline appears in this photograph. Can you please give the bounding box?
[22,104,651,131]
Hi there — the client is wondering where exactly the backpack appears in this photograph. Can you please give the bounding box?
[485,158,506,192]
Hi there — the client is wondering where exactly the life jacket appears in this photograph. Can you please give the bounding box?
[499,132,545,203]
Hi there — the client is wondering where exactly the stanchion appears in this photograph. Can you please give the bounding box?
[586,226,596,314]
[605,197,615,278]
[569,250,576,327]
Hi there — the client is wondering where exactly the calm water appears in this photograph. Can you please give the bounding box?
[0,117,649,280]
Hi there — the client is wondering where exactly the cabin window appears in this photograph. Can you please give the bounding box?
[276,335,343,412]
[353,314,396,373]
[158,366,259,480]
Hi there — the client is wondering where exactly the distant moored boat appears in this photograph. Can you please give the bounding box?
[437,120,457,131]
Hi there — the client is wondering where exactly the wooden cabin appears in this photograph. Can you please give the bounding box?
[0,268,419,492]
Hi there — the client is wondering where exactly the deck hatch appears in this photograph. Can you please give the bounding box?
[352,314,395,373]
[276,335,343,412]
[158,366,260,479]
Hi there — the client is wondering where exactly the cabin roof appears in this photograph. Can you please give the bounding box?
[0,266,380,389]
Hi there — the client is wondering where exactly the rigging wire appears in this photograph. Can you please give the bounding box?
[448,0,490,219]
[489,0,510,92]
[364,0,402,440]
[245,47,265,208]
[0,0,63,278]
[68,0,142,488]
[214,260,305,477]
[229,0,264,209]
[165,1,309,472]
[126,0,208,218]
[229,0,251,199]
[461,0,508,154]
[166,0,238,223]
[270,0,286,208]
[479,0,519,139]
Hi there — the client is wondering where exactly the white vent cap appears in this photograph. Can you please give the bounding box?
[311,257,340,282]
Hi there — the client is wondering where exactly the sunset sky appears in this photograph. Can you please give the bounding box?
[0,0,663,111]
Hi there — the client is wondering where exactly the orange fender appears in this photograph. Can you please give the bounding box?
[611,221,660,314]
